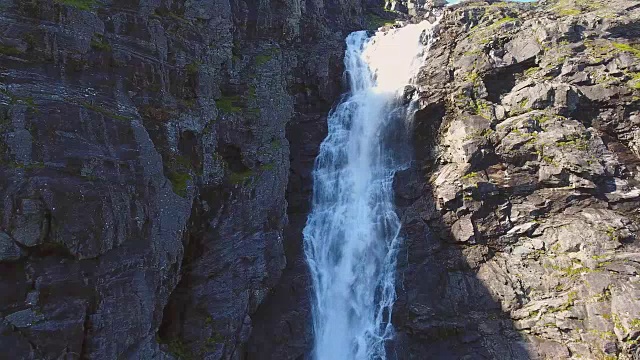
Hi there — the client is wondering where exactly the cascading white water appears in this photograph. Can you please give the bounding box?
[303,19,440,360]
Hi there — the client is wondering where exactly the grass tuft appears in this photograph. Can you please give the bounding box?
[55,0,97,11]
[613,42,640,57]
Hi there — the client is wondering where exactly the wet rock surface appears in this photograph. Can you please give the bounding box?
[395,0,640,359]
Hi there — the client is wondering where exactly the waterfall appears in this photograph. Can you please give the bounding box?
[303,19,440,360]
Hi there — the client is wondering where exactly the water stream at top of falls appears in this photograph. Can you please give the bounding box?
[303,19,440,360]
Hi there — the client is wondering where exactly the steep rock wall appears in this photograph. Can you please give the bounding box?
[0,0,391,358]
[395,0,640,359]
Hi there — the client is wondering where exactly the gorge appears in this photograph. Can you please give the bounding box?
[1,0,640,359]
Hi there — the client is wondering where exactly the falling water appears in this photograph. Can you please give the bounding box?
[303,19,440,360]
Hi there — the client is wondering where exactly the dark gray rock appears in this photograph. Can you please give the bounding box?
[0,231,21,261]
[0,0,380,358]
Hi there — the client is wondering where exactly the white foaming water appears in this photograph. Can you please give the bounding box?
[303,20,440,360]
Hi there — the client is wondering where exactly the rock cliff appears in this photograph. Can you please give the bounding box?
[0,0,387,358]
[2,0,640,359]
[395,0,640,359]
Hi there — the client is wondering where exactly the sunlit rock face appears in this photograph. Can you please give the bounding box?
[392,0,640,359]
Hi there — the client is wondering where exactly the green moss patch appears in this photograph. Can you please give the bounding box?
[55,0,97,11]
[228,169,254,185]
[79,101,130,121]
[186,61,200,76]
[366,14,395,29]
[215,96,242,113]
[90,34,111,52]
[167,171,191,197]
[614,42,640,57]
[489,16,518,28]
[0,44,22,56]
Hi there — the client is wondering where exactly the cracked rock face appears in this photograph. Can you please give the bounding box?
[393,0,640,359]
[0,0,377,358]
[2,0,640,359]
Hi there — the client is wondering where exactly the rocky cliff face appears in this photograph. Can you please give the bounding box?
[0,0,391,358]
[394,0,640,359]
[2,0,640,359]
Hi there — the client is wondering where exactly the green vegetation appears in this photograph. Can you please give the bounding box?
[584,40,616,62]
[463,49,482,57]
[254,48,280,66]
[246,107,261,116]
[90,34,111,52]
[548,290,578,313]
[533,112,553,125]
[551,259,591,278]
[588,329,616,340]
[593,288,612,302]
[489,16,517,28]
[556,134,589,151]
[558,8,580,16]
[260,163,275,171]
[613,313,624,331]
[625,72,640,90]
[166,338,193,360]
[215,85,263,115]
[255,54,272,66]
[79,101,130,121]
[270,139,282,149]
[228,169,254,185]
[167,171,191,197]
[535,148,556,165]
[23,34,36,51]
[0,44,21,56]
[205,331,224,349]
[467,71,480,84]
[613,42,640,57]
[248,85,257,100]
[164,154,194,197]
[186,61,200,76]
[10,162,45,170]
[0,89,38,112]
[215,96,242,113]
[461,172,479,180]
[55,0,97,10]
[553,0,602,16]
[606,226,619,241]
[518,98,529,108]
[180,98,196,108]
[366,14,395,29]
[472,100,490,118]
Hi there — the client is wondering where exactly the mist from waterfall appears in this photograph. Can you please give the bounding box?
[303,19,440,360]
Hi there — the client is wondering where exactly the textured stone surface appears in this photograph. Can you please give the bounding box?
[3,0,640,359]
[0,0,396,358]
[393,0,640,359]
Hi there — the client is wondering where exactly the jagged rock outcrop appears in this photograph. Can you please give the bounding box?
[394,0,640,359]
